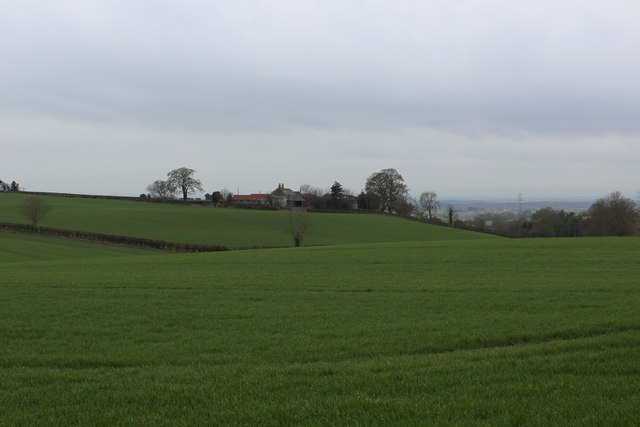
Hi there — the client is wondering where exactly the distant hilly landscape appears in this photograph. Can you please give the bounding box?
[443,199,593,219]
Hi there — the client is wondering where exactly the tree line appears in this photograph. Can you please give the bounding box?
[460,191,639,237]
[0,179,21,192]
[144,167,422,214]
[142,167,639,237]
[144,167,417,212]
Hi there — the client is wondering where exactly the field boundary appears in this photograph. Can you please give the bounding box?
[0,222,230,253]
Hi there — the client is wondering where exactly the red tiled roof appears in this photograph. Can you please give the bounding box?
[233,194,268,201]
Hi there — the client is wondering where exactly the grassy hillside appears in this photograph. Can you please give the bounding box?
[0,193,494,247]
[0,232,159,263]
[2,237,639,424]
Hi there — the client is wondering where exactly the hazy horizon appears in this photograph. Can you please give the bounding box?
[2,1,639,200]
[9,185,616,206]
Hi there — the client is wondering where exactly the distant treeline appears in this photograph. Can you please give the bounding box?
[0,222,229,253]
[459,210,588,238]
[0,179,21,192]
[456,192,639,238]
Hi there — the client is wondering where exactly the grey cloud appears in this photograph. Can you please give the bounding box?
[2,1,639,200]
[3,0,640,135]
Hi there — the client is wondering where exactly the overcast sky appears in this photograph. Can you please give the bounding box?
[2,0,639,201]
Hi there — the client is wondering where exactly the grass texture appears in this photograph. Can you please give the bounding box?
[0,232,158,263]
[1,237,639,424]
[0,193,494,247]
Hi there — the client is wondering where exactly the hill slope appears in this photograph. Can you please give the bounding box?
[0,193,495,247]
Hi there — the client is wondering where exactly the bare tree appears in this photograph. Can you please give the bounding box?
[588,191,638,236]
[146,180,177,199]
[286,211,311,247]
[19,198,52,230]
[419,191,440,220]
[167,167,204,203]
[365,168,409,214]
[299,184,326,209]
[299,184,324,196]
[219,188,233,207]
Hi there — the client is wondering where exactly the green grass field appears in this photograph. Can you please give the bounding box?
[0,193,494,247]
[0,232,158,263]
[2,235,639,424]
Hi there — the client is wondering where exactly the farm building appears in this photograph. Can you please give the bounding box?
[271,184,307,209]
[232,185,307,209]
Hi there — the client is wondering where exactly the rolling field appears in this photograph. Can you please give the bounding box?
[1,237,639,424]
[0,232,158,263]
[0,193,494,247]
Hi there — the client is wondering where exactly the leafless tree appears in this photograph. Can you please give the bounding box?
[19,198,52,230]
[588,191,638,236]
[419,191,440,220]
[146,180,177,199]
[167,167,204,203]
[299,184,325,197]
[286,211,311,247]
[299,184,327,209]
[219,188,233,207]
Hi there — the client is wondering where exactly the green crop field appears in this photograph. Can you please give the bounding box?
[2,235,639,425]
[0,232,159,263]
[0,193,494,247]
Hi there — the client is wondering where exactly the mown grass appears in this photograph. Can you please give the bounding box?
[1,237,639,424]
[0,193,494,247]
[0,232,158,263]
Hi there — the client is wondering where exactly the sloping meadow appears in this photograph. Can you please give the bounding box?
[1,237,639,424]
[0,232,161,263]
[0,193,494,248]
